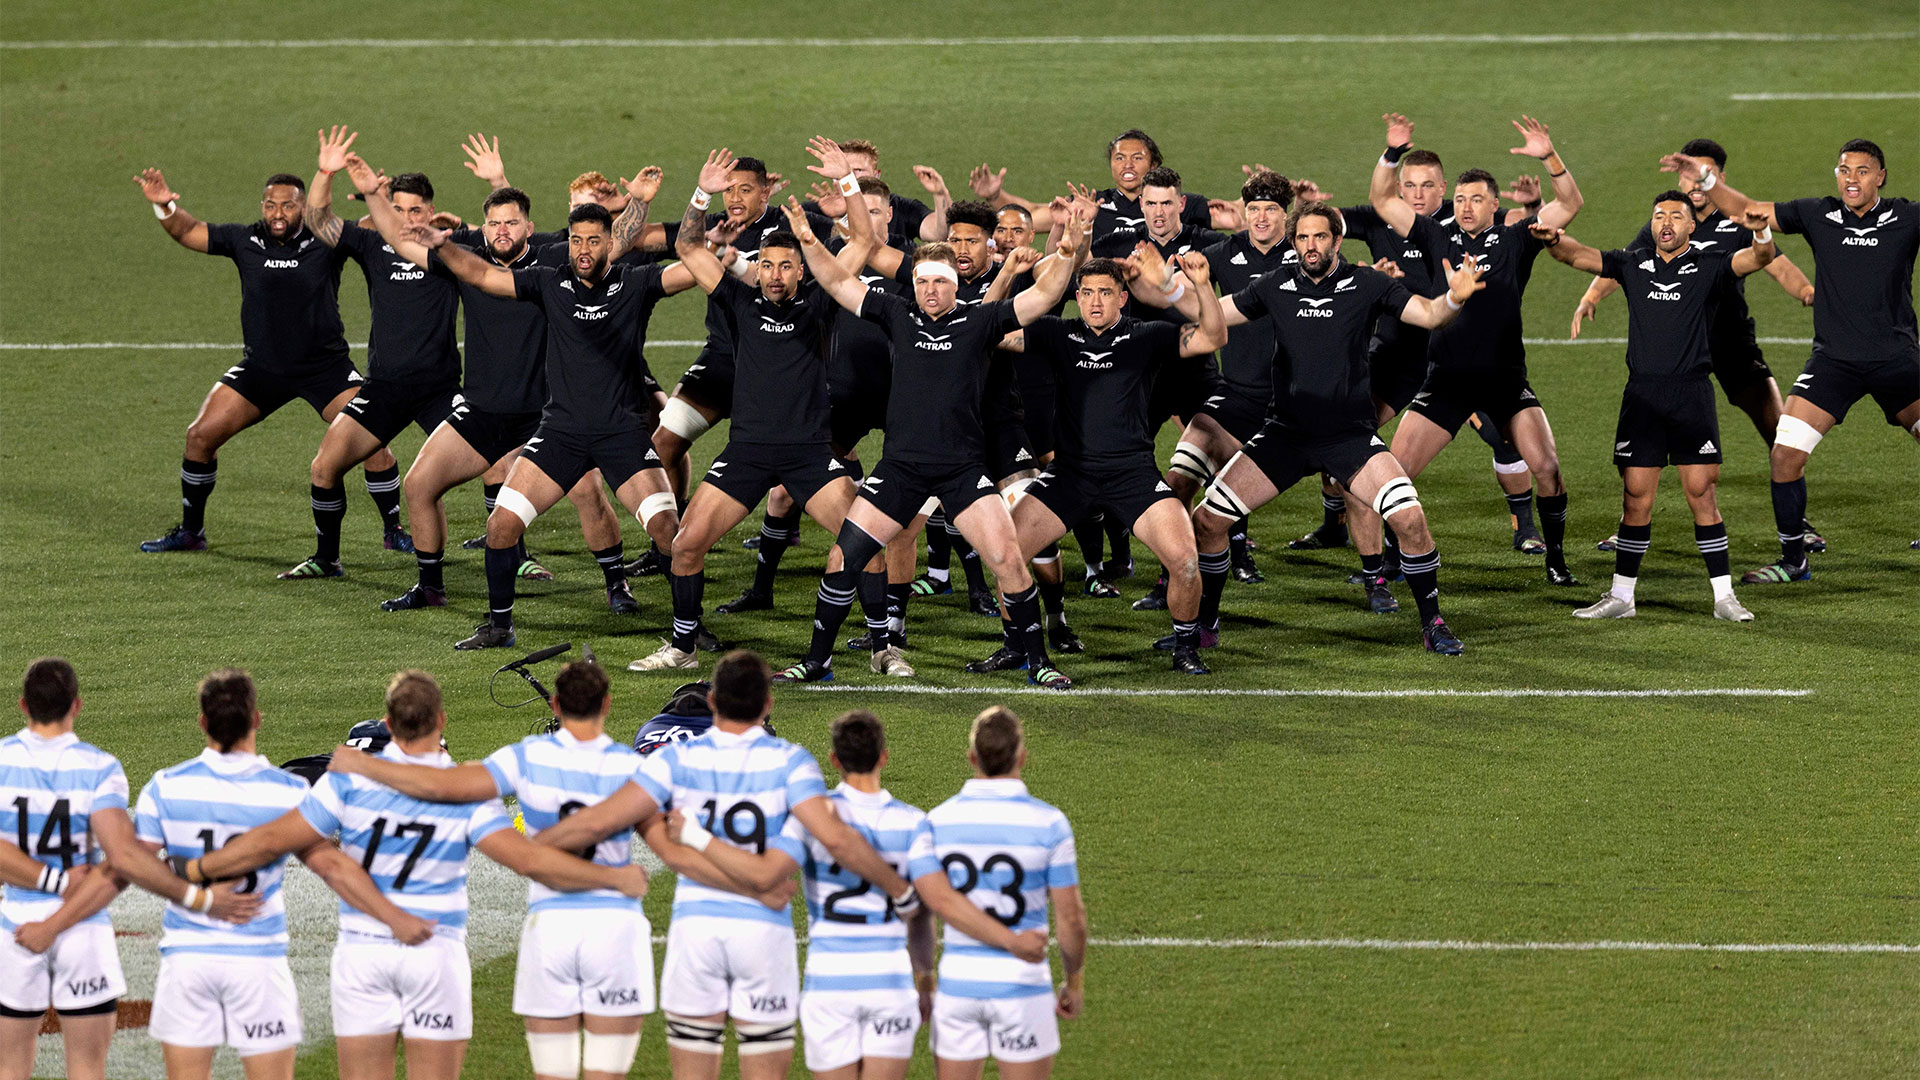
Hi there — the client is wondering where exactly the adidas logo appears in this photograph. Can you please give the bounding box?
[976,476,993,489]
[1825,209,1844,225]
[1015,448,1033,462]
[1699,440,1716,454]
[1278,278,1298,292]
[1638,259,1655,273]
[1230,251,1247,265]
[827,458,844,471]
[1155,481,1171,493]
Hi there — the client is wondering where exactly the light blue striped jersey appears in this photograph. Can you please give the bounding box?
[784,785,940,994]
[299,744,513,942]
[0,728,128,932]
[636,724,827,927]
[134,749,311,957]
[926,778,1078,999]
[483,728,642,913]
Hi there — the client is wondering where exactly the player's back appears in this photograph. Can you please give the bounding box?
[134,750,310,955]
[0,730,127,931]
[792,786,937,992]
[926,778,1077,1000]
[483,729,643,913]
[637,725,827,926]
[300,744,513,940]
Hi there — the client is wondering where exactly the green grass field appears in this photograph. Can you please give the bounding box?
[2,2,1916,1076]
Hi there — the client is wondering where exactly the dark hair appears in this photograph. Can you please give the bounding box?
[1140,165,1182,192]
[1108,128,1162,167]
[199,668,256,752]
[263,173,306,194]
[482,186,531,216]
[830,710,885,774]
[385,670,442,740]
[758,229,802,257]
[567,203,614,232]
[1076,257,1127,288]
[997,203,1033,223]
[970,706,1023,777]
[1287,199,1345,241]
[1401,149,1444,172]
[946,200,997,235]
[731,156,771,184]
[856,175,890,199]
[389,172,434,202]
[1241,170,1294,209]
[711,651,771,721]
[1652,189,1692,208]
[554,660,610,719]
[1678,138,1728,171]
[1455,168,1500,195]
[21,658,77,723]
[1839,138,1886,170]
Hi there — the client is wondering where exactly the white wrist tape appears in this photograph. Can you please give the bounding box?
[1756,227,1772,244]
[679,816,714,852]
[726,253,755,280]
[690,187,711,211]
[153,200,178,220]
[1444,293,1464,311]
[1697,168,1718,192]
[36,865,68,896]
[836,173,860,197]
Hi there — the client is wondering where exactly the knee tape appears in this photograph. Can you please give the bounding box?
[659,398,712,441]
[581,1031,640,1074]
[1492,458,1531,476]
[1001,476,1036,509]
[1373,477,1422,521]
[1200,475,1251,521]
[1170,441,1217,484]
[1774,414,1824,454]
[638,490,677,527]
[733,1019,797,1056]
[526,1031,581,1078]
[497,486,541,528]
[663,1014,724,1055]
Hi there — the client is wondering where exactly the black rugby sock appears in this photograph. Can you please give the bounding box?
[364,465,402,532]
[592,543,626,588]
[752,510,800,595]
[310,483,346,563]
[181,458,216,534]
[1770,479,1808,569]
[484,545,516,628]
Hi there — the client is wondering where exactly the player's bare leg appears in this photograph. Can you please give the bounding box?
[1133,497,1208,673]
[142,381,264,551]
[1746,396,1842,583]
[456,457,565,650]
[385,422,490,610]
[633,479,748,671]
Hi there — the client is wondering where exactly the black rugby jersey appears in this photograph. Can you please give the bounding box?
[336,220,461,386]
[1599,246,1738,382]
[711,275,836,446]
[860,293,1022,464]
[1229,261,1414,437]
[1021,316,1183,467]
[511,261,668,432]
[204,222,351,374]
[1775,196,1919,363]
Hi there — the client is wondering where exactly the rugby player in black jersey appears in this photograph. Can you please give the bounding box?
[974,127,1225,240]
[132,165,402,554]
[799,138,950,250]
[768,207,1084,685]
[979,252,1229,679]
[1573,138,1822,554]
[1665,139,1920,581]
[1368,112,1587,587]
[1533,193,1776,621]
[412,200,684,651]
[1198,201,1485,655]
[346,160,679,615]
[630,143,876,673]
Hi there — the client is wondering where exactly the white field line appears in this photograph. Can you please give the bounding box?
[1085,936,1920,954]
[1731,91,1920,101]
[794,686,1815,698]
[0,337,1816,351]
[3,32,1913,50]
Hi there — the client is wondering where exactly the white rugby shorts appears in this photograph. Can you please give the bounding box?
[332,934,472,1040]
[800,987,919,1070]
[932,989,1059,1064]
[512,906,656,1018]
[659,915,797,1023]
[148,953,302,1055]
[0,919,125,1013]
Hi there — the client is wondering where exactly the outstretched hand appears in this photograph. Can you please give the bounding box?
[780,197,820,243]
[343,153,383,196]
[1131,241,1171,288]
[1175,251,1211,286]
[135,167,179,205]
[623,166,663,206]
[1291,178,1329,204]
[1570,298,1596,339]
[912,164,948,198]
[806,136,853,179]
[317,125,358,174]
[808,180,846,218]
[1509,115,1555,160]
[1371,257,1405,279]
[1207,199,1245,231]
[1505,174,1542,205]
[696,148,737,194]
[1003,246,1043,274]
[1383,112,1414,148]
[460,132,505,185]
[1741,207,1771,232]
[1526,222,1563,245]
[1658,152,1704,183]
[969,163,1006,199]
[1444,255,1488,301]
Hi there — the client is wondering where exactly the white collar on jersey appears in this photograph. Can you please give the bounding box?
[380,742,453,767]
[707,723,769,746]
[960,777,1028,797]
[834,783,892,807]
[195,747,270,772]
[17,726,77,746]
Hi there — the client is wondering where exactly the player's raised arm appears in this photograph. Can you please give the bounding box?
[1661,153,1776,228]
[607,165,661,260]
[343,153,431,269]
[803,136,876,274]
[972,161,1056,233]
[1728,209,1779,277]
[673,149,737,294]
[474,827,650,898]
[327,745,504,801]
[305,124,357,246]
[1512,116,1583,229]
[1398,256,1487,330]
[1175,253,1227,356]
[780,197,868,312]
[1371,113,1421,238]
[134,167,210,252]
[1014,208,1086,324]
[460,131,511,192]
[1528,223,1605,273]
[914,164,953,241]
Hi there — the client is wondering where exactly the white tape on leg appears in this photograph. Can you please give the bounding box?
[918,495,941,517]
[638,490,677,527]
[1001,476,1035,509]
[581,1031,640,1074]
[1200,476,1250,521]
[1170,441,1216,484]
[1372,477,1421,521]
[659,398,711,441]
[1773,414,1824,454]
[526,1031,581,1078]
[1492,458,1531,476]
[498,486,541,528]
